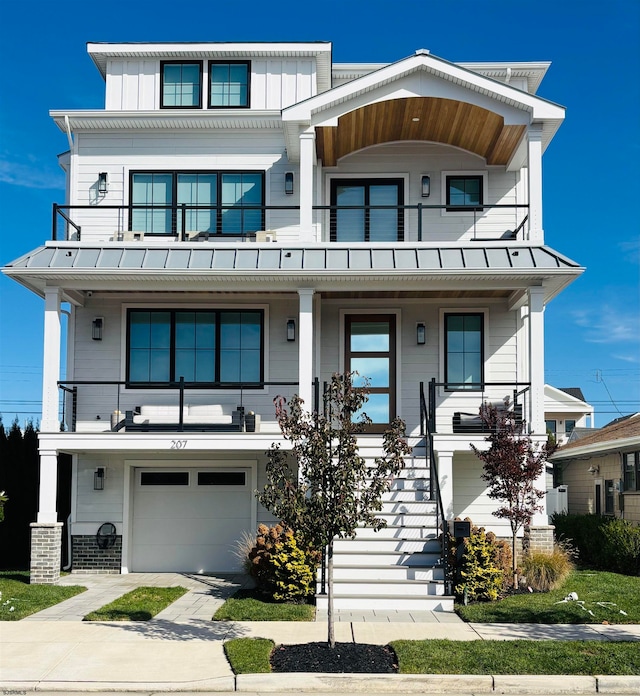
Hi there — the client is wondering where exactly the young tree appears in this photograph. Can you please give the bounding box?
[470,402,556,587]
[259,372,411,648]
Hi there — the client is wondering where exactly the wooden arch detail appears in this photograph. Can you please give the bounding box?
[315,97,526,166]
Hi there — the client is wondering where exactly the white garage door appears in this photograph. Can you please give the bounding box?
[132,468,252,573]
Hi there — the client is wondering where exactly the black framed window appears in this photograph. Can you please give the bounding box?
[127,309,263,387]
[444,313,484,389]
[446,175,483,211]
[209,61,250,108]
[161,62,202,108]
[545,420,557,435]
[624,452,640,492]
[140,471,189,486]
[564,419,576,435]
[330,179,404,242]
[198,471,246,486]
[130,171,264,236]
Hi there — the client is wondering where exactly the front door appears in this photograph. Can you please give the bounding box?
[345,314,396,431]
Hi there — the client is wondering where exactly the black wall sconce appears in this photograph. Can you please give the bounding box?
[98,172,108,194]
[416,322,426,345]
[421,175,431,197]
[284,171,294,195]
[287,319,296,342]
[94,467,105,490]
[92,317,103,341]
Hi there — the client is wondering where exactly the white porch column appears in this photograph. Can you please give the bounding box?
[528,286,545,435]
[37,449,59,523]
[41,287,62,433]
[527,123,544,242]
[299,129,316,243]
[298,288,315,409]
[436,450,454,520]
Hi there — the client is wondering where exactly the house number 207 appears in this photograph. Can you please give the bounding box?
[170,440,187,449]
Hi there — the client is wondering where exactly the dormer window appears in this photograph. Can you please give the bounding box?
[161,62,202,108]
[209,61,250,108]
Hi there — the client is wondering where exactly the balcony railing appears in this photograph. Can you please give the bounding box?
[52,203,530,243]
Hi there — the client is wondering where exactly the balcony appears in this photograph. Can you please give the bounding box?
[53,202,530,245]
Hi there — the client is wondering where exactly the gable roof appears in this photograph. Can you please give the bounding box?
[558,387,587,402]
[552,413,640,460]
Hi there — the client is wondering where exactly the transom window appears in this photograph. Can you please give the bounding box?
[624,452,640,492]
[130,171,264,236]
[161,62,202,108]
[127,309,263,386]
[446,175,483,211]
[209,61,250,108]
[444,313,484,389]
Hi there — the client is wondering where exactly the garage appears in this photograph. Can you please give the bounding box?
[131,467,253,573]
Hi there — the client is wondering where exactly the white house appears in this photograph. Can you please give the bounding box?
[3,41,583,610]
[544,385,594,445]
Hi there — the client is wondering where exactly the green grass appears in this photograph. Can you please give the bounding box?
[83,586,187,621]
[214,589,315,621]
[456,570,640,624]
[224,637,274,673]
[0,571,86,621]
[391,639,640,675]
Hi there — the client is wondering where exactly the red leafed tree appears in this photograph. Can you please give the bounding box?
[470,402,556,586]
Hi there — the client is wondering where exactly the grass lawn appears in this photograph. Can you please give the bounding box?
[225,637,274,673]
[223,637,640,675]
[0,571,86,621]
[83,586,187,621]
[391,639,640,675]
[213,589,315,621]
[456,570,640,624]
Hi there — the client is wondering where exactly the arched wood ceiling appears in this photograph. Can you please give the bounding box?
[316,97,526,166]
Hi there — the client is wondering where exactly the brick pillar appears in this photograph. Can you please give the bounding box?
[523,524,555,555]
[30,522,63,584]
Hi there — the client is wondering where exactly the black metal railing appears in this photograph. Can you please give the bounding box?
[52,202,530,243]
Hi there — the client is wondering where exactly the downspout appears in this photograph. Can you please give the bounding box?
[64,115,74,150]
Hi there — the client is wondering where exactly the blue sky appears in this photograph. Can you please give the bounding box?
[0,0,638,427]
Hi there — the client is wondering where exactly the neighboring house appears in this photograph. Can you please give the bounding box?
[544,385,594,446]
[3,42,583,609]
[551,414,640,524]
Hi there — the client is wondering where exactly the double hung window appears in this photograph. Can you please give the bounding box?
[444,313,484,389]
[127,309,263,387]
[209,61,250,107]
[161,62,202,108]
[130,171,264,236]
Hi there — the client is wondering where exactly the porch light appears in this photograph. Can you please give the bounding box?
[98,172,108,194]
[587,465,599,475]
[421,175,431,197]
[94,467,105,491]
[284,171,294,195]
[92,317,103,341]
[287,319,296,342]
[416,322,426,345]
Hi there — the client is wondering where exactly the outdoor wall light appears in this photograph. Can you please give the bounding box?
[416,322,426,345]
[587,464,599,475]
[92,317,103,341]
[287,319,296,342]
[98,172,108,194]
[94,467,105,491]
[284,171,294,195]
[421,175,431,197]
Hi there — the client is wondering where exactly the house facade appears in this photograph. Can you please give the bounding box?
[3,42,583,609]
[544,385,594,446]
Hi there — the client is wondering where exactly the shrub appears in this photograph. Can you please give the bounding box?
[453,523,504,602]
[600,519,640,576]
[522,545,574,591]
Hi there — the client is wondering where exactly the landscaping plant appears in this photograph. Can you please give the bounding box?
[452,523,505,601]
[259,372,411,648]
[521,544,574,592]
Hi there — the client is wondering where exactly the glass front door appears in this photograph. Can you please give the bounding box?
[345,314,396,431]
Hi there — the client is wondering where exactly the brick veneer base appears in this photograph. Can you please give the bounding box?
[30,522,63,584]
[71,534,122,573]
[523,524,555,555]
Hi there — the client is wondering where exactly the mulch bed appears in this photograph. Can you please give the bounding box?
[271,642,398,673]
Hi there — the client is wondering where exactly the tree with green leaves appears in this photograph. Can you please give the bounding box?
[471,402,556,587]
[259,372,411,648]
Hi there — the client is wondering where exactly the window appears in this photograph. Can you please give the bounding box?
[444,313,483,389]
[198,471,246,486]
[330,179,404,242]
[446,175,483,211]
[141,471,189,486]
[127,309,263,386]
[624,452,640,492]
[564,419,576,435]
[209,61,250,107]
[130,171,264,236]
[604,479,615,515]
[161,62,202,108]
[545,420,557,435]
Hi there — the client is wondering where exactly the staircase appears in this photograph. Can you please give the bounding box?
[315,439,454,612]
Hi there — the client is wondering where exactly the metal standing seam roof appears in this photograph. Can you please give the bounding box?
[6,244,581,274]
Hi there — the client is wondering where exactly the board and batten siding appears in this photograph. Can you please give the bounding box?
[105,58,316,111]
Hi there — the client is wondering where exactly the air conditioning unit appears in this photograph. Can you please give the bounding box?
[255,230,277,242]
